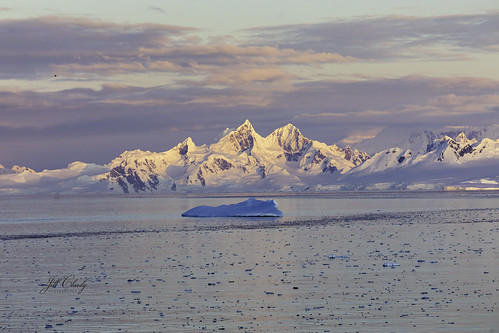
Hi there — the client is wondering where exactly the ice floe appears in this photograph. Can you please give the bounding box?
[383,262,400,267]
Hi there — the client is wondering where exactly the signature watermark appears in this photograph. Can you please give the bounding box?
[39,274,88,294]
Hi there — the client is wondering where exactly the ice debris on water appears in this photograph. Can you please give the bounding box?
[328,254,350,259]
[181,198,283,217]
[383,262,400,267]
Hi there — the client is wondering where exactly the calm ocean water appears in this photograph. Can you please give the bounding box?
[1,191,499,238]
[2,191,499,332]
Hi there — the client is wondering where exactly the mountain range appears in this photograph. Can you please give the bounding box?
[1,120,499,194]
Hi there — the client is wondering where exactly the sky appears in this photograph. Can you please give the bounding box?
[1,0,499,170]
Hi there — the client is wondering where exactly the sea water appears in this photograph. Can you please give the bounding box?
[1,191,498,237]
[1,191,498,332]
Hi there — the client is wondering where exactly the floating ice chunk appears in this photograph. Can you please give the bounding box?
[383,262,400,267]
[328,254,350,259]
[181,198,283,217]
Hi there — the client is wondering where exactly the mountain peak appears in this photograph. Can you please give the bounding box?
[268,123,309,153]
[455,132,472,144]
[176,137,196,155]
[211,120,260,153]
[269,123,302,138]
[281,123,297,129]
[182,137,195,146]
[235,119,255,133]
[438,132,476,146]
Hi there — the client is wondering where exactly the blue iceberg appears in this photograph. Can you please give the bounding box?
[181,198,283,217]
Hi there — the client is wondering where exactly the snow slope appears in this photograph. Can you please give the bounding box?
[341,133,499,190]
[352,125,499,155]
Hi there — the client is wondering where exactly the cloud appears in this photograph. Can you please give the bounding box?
[281,76,499,130]
[0,15,357,95]
[1,13,498,83]
[148,7,166,14]
[340,127,386,146]
[5,13,497,93]
[0,16,195,79]
[1,13,499,170]
[2,76,496,146]
[205,67,294,86]
[246,13,499,61]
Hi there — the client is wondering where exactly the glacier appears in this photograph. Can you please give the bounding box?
[1,120,499,194]
[181,198,283,217]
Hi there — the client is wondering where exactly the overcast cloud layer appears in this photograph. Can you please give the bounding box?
[1,13,499,170]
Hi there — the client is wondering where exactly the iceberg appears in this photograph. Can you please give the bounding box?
[181,198,283,217]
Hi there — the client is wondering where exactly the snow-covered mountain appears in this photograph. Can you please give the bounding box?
[1,121,499,194]
[351,125,499,155]
[105,120,369,193]
[341,132,499,190]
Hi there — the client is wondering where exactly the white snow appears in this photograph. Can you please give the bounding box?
[181,198,283,217]
[352,125,499,155]
[0,162,109,194]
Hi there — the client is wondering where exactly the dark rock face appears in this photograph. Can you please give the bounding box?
[126,171,147,192]
[214,158,233,171]
[397,151,412,164]
[458,144,474,157]
[178,144,189,156]
[148,174,159,190]
[197,169,206,187]
[312,150,326,164]
[258,166,266,179]
[117,177,129,193]
[201,158,234,175]
[235,132,254,152]
[110,165,126,178]
[322,164,338,173]
[110,162,159,193]
[281,135,309,153]
[284,151,302,162]
[227,122,255,152]
[344,147,370,165]
[344,147,354,161]
[283,141,312,162]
